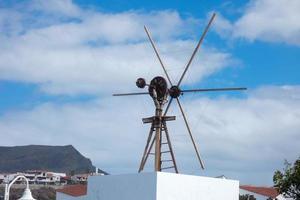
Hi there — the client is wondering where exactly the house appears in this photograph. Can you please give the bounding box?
[214,175,287,200]
[25,170,66,185]
[71,174,89,184]
[60,176,72,185]
[240,185,286,200]
[0,170,66,185]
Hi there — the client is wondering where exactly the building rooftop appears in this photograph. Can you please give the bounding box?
[56,184,87,197]
[240,185,279,198]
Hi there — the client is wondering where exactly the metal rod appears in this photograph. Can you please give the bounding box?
[181,87,247,93]
[176,98,205,169]
[138,124,154,172]
[113,92,149,96]
[161,166,175,170]
[140,135,156,171]
[144,26,173,86]
[163,98,173,116]
[177,13,216,87]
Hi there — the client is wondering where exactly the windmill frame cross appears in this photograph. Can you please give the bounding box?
[113,13,246,173]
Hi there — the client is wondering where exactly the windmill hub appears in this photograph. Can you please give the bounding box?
[169,85,181,98]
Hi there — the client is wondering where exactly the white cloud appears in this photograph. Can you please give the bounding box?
[0,85,299,185]
[213,0,300,46]
[30,0,81,17]
[0,1,232,95]
[211,12,233,39]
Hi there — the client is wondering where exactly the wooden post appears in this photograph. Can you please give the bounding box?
[154,106,162,171]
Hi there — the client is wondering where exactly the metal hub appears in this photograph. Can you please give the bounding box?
[169,86,181,98]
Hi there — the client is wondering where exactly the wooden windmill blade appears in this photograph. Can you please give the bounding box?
[177,13,216,87]
[162,13,217,116]
[176,97,205,169]
[144,26,173,86]
[164,13,216,170]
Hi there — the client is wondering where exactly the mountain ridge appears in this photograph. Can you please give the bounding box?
[0,145,107,174]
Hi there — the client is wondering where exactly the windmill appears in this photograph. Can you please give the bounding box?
[113,13,246,173]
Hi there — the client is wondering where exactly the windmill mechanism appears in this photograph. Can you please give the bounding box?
[113,13,246,173]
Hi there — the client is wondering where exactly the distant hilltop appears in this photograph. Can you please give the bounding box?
[0,145,107,175]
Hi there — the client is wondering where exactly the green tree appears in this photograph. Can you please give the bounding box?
[239,194,256,200]
[273,157,300,199]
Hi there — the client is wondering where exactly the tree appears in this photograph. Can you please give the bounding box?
[273,157,300,199]
[239,194,256,200]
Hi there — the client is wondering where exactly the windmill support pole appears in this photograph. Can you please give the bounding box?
[162,121,178,173]
[140,134,156,172]
[154,106,162,171]
[138,124,154,172]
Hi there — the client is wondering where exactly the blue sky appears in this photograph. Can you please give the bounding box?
[0,0,299,186]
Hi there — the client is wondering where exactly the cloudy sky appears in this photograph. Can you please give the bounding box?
[0,0,299,185]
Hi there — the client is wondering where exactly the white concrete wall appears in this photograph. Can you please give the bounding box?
[56,192,85,200]
[57,172,239,200]
[157,172,239,200]
[87,173,157,200]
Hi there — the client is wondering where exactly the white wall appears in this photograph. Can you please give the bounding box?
[57,172,239,200]
[87,173,157,200]
[56,192,85,200]
[157,172,239,200]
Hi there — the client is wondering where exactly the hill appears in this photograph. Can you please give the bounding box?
[0,145,106,174]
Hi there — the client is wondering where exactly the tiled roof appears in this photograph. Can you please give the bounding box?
[240,185,279,198]
[56,184,87,197]
[61,176,71,180]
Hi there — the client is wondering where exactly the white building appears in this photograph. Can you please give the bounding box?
[70,174,89,184]
[35,171,66,185]
[0,171,66,185]
[0,173,20,184]
[57,172,239,200]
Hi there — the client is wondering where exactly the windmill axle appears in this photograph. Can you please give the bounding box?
[169,85,181,98]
